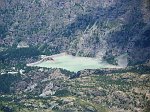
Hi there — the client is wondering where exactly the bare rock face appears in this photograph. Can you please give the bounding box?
[141,0,150,23]
[17,41,29,48]
[39,82,55,97]
[49,69,67,80]
[0,0,5,9]
[15,81,28,93]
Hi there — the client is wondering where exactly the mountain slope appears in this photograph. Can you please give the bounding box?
[0,0,150,65]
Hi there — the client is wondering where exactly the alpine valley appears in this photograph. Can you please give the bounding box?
[0,0,150,112]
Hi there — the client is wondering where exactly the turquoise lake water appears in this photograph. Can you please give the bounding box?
[28,53,118,72]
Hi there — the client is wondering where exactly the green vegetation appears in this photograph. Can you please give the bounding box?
[144,100,150,112]
[76,99,108,112]
[103,55,118,65]
[0,66,149,112]
[0,25,7,39]
[54,89,71,97]
[0,47,42,70]
[0,74,21,93]
[59,69,75,77]
[0,47,40,61]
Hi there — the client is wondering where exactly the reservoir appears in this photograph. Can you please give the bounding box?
[27,53,120,72]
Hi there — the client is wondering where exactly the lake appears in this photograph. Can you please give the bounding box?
[27,53,120,72]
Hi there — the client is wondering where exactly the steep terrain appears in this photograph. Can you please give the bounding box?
[0,1,150,112]
[0,0,150,65]
[0,66,150,112]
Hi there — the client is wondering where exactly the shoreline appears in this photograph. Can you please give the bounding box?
[27,53,123,71]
